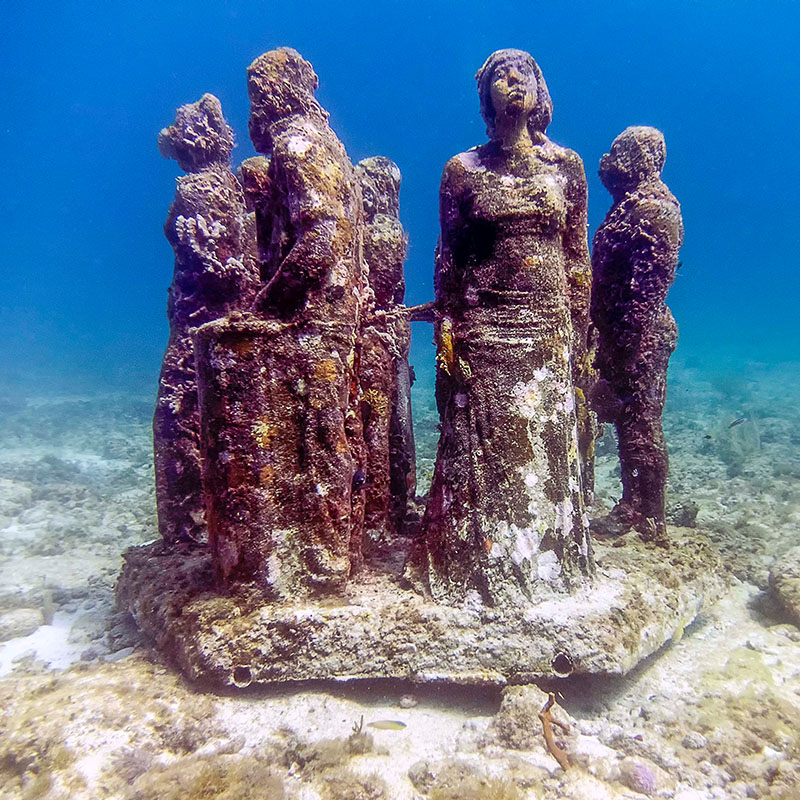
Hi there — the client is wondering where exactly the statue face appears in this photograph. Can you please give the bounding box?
[488,59,537,121]
[599,141,632,189]
[599,127,665,193]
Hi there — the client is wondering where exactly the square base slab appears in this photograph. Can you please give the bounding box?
[116,528,726,688]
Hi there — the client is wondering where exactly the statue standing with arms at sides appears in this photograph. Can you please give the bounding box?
[153,94,259,546]
[416,49,594,605]
[591,126,683,544]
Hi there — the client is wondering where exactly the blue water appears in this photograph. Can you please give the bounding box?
[2,0,799,391]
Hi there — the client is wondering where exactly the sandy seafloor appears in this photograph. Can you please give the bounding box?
[1,358,799,800]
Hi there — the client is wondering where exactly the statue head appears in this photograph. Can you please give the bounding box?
[158,93,234,173]
[476,49,553,142]
[247,47,327,153]
[599,126,666,198]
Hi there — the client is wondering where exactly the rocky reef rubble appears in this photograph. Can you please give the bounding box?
[3,583,800,800]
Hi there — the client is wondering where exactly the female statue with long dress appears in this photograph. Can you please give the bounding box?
[418,49,594,605]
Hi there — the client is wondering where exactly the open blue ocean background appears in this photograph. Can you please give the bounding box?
[2,0,799,391]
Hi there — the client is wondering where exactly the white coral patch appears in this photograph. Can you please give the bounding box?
[265,552,282,590]
[512,380,542,420]
[511,525,540,566]
[442,485,453,513]
[298,332,323,349]
[458,150,482,171]
[554,497,575,536]
[307,189,322,209]
[287,135,312,155]
[489,540,506,559]
[537,550,562,581]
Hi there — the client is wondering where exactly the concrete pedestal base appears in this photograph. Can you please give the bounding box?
[116,528,726,689]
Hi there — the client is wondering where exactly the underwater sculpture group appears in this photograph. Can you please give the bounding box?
[119,47,721,687]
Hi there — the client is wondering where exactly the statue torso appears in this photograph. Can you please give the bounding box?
[438,142,573,305]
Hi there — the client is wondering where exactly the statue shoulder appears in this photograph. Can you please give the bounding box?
[438,150,478,204]
[631,191,684,248]
[442,147,487,181]
[544,143,587,183]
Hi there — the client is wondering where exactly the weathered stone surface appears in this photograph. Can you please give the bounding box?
[193,312,358,596]
[489,685,556,750]
[154,94,259,545]
[356,156,415,546]
[590,126,683,543]
[769,546,800,626]
[192,48,368,592]
[417,50,594,606]
[116,528,725,688]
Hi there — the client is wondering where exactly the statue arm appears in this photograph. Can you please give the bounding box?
[629,197,684,297]
[434,157,468,306]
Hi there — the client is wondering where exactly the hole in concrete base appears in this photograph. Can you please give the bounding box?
[232,665,253,687]
[551,652,574,677]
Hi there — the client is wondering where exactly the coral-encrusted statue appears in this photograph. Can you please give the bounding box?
[153,94,259,545]
[356,156,416,548]
[416,49,594,604]
[193,49,367,594]
[118,47,721,691]
[590,126,683,543]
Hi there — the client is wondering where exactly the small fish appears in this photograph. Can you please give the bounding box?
[728,417,747,429]
[367,720,407,730]
[671,621,685,644]
[704,434,712,440]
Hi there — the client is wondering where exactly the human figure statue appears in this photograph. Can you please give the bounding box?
[415,49,594,605]
[356,156,416,549]
[590,126,683,544]
[193,49,368,594]
[153,93,259,545]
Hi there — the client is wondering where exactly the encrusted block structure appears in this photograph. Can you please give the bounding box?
[590,126,684,542]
